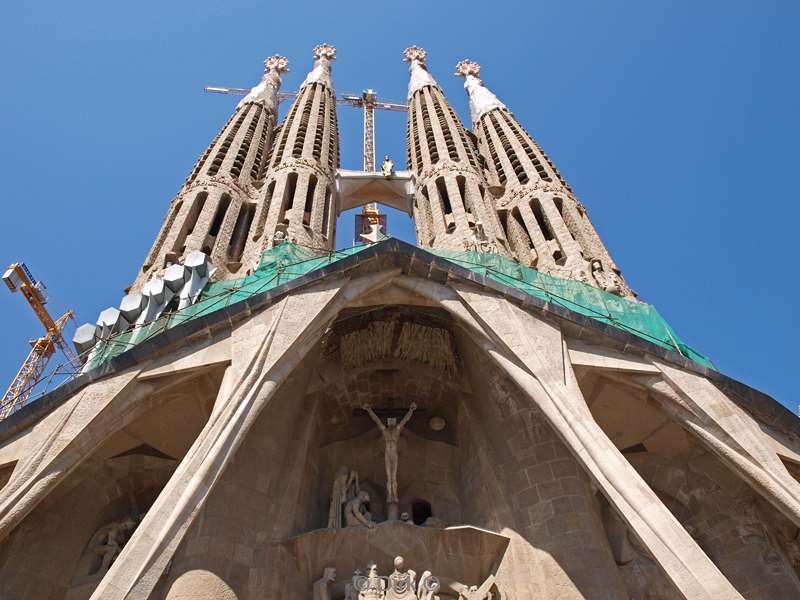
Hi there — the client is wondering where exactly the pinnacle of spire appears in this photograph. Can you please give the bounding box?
[237,54,289,111]
[404,46,439,99]
[455,59,507,125]
[302,43,336,89]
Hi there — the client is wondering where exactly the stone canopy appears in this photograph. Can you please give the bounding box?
[0,239,798,600]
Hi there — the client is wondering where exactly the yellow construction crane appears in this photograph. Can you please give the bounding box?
[1,263,80,417]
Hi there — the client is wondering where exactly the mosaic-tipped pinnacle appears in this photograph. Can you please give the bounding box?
[313,43,336,61]
[455,59,481,78]
[264,55,289,74]
[403,46,427,64]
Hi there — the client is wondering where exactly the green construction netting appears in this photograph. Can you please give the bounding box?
[87,240,713,370]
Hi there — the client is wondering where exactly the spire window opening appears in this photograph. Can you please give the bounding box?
[432,96,458,161]
[208,194,232,238]
[447,104,479,169]
[253,180,277,241]
[327,91,339,170]
[208,107,249,176]
[279,172,298,224]
[490,113,527,185]
[419,93,439,164]
[231,107,260,179]
[292,95,312,159]
[481,119,506,185]
[456,176,470,216]
[500,111,552,182]
[312,90,325,161]
[530,198,555,241]
[173,191,208,255]
[227,202,256,264]
[250,116,270,181]
[303,175,317,227]
[510,207,537,266]
[436,178,452,215]
[553,197,577,242]
[321,186,332,238]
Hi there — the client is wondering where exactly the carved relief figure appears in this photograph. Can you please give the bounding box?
[314,567,337,600]
[363,403,417,503]
[89,516,138,575]
[416,571,440,600]
[345,491,375,528]
[328,466,359,528]
[386,555,416,600]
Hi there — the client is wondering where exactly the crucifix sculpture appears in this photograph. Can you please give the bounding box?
[362,402,417,519]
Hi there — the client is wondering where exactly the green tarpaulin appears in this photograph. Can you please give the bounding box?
[87,241,712,370]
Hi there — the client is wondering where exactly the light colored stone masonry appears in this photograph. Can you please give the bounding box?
[0,266,798,598]
[456,59,634,298]
[404,47,510,256]
[253,44,339,257]
[132,56,288,290]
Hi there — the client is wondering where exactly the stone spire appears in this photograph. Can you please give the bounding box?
[404,46,439,99]
[456,59,634,297]
[237,54,289,111]
[403,47,510,256]
[248,44,340,256]
[302,43,336,89]
[133,55,289,290]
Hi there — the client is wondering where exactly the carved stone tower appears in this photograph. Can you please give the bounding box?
[255,43,340,253]
[134,55,289,289]
[1,45,798,600]
[404,47,509,255]
[456,59,633,298]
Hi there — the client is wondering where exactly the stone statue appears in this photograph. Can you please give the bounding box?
[328,466,359,528]
[417,571,435,600]
[590,259,622,295]
[363,403,417,504]
[381,155,394,177]
[357,563,386,599]
[345,491,375,528]
[273,229,287,246]
[457,575,495,600]
[313,567,337,600]
[89,516,138,575]
[386,556,416,599]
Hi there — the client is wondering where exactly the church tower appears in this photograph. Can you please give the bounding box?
[1,44,799,600]
[253,43,340,254]
[134,55,289,289]
[456,59,633,298]
[404,47,509,255]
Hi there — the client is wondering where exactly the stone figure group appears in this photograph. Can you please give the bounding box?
[328,466,377,529]
[328,466,360,528]
[314,556,440,600]
[88,516,139,575]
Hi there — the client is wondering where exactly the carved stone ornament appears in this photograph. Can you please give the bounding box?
[403,46,427,64]
[264,54,289,74]
[313,43,337,61]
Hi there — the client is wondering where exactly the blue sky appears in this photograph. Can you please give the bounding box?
[0,1,797,409]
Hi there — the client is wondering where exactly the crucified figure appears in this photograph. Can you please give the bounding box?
[363,402,417,503]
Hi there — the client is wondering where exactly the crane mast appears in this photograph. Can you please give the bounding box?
[1,263,79,417]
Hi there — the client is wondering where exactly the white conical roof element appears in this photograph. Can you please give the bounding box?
[404,46,439,99]
[238,55,289,112]
[455,60,507,125]
[301,43,336,90]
